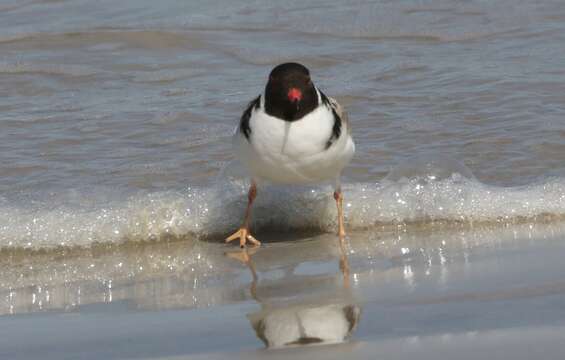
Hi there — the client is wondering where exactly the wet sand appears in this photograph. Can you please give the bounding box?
[3,222,565,359]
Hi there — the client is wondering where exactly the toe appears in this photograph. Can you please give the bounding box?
[226,230,241,242]
[246,234,261,246]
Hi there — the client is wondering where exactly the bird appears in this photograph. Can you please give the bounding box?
[227,62,355,248]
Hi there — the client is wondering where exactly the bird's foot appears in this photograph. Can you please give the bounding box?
[226,227,261,248]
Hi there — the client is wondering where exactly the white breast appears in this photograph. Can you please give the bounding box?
[234,95,355,184]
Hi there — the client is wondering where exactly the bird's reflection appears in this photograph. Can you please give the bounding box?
[226,239,361,348]
[248,300,360,348]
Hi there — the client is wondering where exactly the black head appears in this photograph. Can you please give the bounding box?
[264,62,318,121]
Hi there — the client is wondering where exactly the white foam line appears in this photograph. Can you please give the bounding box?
[2,175,565,250]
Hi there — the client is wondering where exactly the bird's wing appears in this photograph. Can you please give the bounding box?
[318,90,350,149]
[239,95,261,140]
[326,96,350,133]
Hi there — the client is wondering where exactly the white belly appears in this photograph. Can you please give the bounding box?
[234,106,355,184]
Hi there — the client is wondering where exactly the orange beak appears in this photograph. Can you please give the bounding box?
[287,88,302,102]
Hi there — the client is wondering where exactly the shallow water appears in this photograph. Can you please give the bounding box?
[2,0,565,357]
[0,221,563,316]
[2,0,565,248]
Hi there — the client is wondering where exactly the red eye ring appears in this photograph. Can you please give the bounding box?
[287,88,302,102]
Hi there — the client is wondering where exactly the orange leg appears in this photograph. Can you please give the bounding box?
[334,188,346,239]
[226,181,261,248]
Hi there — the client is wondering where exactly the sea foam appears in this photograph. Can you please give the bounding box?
[1,156,565,250]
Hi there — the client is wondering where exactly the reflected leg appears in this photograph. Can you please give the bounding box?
[338,237,350,289]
